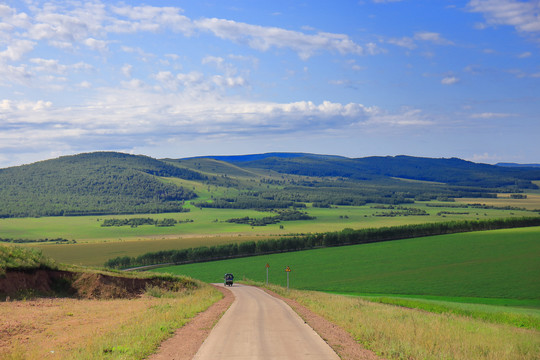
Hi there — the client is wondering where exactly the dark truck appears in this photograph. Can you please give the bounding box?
[224,273,234,286]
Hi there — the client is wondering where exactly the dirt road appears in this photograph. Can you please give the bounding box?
[193,284,340,359]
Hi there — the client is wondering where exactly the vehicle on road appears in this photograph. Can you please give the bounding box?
[224,273,234,286]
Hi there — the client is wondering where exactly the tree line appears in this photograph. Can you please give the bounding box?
[104,217,540,269]
[225,209,316,226]
[101,217,192,227]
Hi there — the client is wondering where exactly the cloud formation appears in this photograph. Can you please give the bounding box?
[468,0,540,34]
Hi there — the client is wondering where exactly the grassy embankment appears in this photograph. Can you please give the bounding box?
[267,284,539,360]
[2,195,539,266]
[154,226,540,359]
[0,246,222,360]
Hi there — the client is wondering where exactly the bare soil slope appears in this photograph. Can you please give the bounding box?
[0,269,189,299]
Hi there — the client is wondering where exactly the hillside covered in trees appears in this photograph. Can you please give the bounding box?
[0,152,203,217]
[1,151,539,218]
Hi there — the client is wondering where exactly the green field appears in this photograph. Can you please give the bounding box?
[155,226,540,329]
[155,226,540,299]
[3,200,538,266]
[2,202,536,243]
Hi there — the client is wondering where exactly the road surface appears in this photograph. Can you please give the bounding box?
[193,284,340,360]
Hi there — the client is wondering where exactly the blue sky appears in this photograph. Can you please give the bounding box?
[0,0,539,168]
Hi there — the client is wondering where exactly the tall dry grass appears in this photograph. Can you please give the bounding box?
[270,286,539,360]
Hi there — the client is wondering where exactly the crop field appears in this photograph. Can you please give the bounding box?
[457,193,540,210]
[3,198,539,266]
[33,235,274,267]
[2,200,538,243]
[155,226,540,333]
[155,226,540,300]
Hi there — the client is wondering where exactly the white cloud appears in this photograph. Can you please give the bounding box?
[0,83,431,158]
[194,18,366,59]
[0,64,32,85]
[212,75,247,88]
[109,5,193,34]
[387,36,416,49]
[365,108,434,126]
[78,81,92,88]
[0,40,35,62]
[470,112,515,119]
[30,58,66,73]
[468,0,540,34]
[469,152,503,163]
[414,32,454,45]
[121,64,133,78]
[387,31,453,50]
[83,37,108,52]
[441,76,459,85]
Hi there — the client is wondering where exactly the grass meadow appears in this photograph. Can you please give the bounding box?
[2,199,538,266]
[267,285,540,360]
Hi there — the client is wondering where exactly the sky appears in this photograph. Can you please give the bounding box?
[0,0,539,168]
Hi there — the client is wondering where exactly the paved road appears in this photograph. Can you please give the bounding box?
[193,284,340,360]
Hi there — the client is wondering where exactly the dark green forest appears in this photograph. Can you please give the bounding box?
[0,152,203,217]
[1,151,539,218]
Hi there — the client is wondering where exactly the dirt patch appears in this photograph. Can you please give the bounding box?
[0,269,73,299]
[0,295,166,358]
[262,288,383,360]
[0,269,188,300]
[148,285,234,360]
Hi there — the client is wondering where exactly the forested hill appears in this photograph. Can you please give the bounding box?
[2,151,540,218]
[0,152,205,217]
[211,154,540,189]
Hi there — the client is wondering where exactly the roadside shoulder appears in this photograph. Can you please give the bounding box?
[261,287,383,360]
[148,285,234,360]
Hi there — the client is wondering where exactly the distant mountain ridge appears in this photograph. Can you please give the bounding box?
[183,152,346,163]
[497,163,540,168]
[1,151,540,218]
[186,153,540,189]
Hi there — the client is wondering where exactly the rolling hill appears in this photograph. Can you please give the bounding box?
[210,153,540,188]
[0,152,204,217]
[1,151,540,218]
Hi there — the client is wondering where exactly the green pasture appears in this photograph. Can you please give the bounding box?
[155,226,540,300]
[155,226,540,329]
[1,201,535,243]
[1,199,538,266]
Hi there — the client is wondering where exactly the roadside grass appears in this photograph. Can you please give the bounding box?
[355,295,540,330]
[264,284,540,360]
[1,282,221,360]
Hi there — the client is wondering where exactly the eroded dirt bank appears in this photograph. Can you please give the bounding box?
[0,269,190,300]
